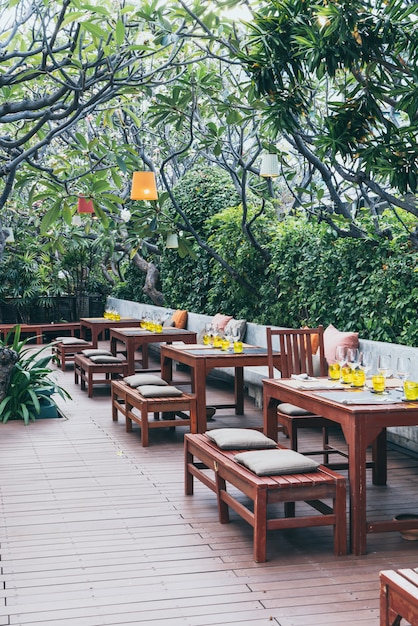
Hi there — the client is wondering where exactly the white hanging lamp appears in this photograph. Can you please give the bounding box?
[259,153,280,178]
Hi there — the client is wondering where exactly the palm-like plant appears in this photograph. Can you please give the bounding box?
[0,326,71,424]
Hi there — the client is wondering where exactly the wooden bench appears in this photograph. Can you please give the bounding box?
[74,354,128,397]
[111,380,197,447]
[52,340,94,371]
[0,322,81,345]
[184,433,347,562]
[380,569,418,626]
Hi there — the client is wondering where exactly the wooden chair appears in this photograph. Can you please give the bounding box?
[266,326,338,464]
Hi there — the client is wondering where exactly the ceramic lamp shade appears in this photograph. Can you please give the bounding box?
[131,171,158,200]
[259,153,280,178]
[166,233,178,249]
[77,197,95,213]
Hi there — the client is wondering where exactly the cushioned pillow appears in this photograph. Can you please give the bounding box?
[234,449,320,476]
[302,326,319,355]
[88,355,124,364]
[277,403,313,416]
[212,313,233,331]
[136,385,183,397]
[224,318,247,341]
[56,337,89,345]
[206,428,277,450]
[163,318,175,327]
[323,324,359,364]
[124,374,168,387]
[82,349,113,357]
[172,310,188,329]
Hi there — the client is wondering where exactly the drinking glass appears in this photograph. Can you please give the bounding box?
[335,346,348,367]
[347,348,360,371]
[359,350,372,375]
[378,355,392,378]
[396,357,411,382]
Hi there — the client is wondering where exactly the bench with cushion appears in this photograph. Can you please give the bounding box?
[111,376,197,447]
[74,353,128,397]
[185,430,347,562]
[52,338,95,371]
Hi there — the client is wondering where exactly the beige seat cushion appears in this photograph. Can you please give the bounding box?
[206,428,277,450]
[277,403,313,416]
[88,355,125,364]
[136,385,183,398]
[234,449,319,476]
[124,374,168,387]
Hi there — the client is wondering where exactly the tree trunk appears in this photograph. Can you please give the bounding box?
[0,347,19,404]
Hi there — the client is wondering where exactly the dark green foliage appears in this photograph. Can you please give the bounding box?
[160,166,242,312]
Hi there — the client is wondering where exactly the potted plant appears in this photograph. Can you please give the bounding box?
[0,326,71,424]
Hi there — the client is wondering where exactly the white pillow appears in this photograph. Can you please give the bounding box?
[124,374,168,387]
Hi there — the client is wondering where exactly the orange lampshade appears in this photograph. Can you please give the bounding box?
[77,197,95,213]
[130,171,158,200]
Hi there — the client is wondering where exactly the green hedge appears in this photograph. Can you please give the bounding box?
[113,165,418,346]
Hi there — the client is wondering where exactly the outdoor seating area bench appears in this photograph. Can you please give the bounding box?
[0,322,81,345]
[52,338,94,371]
[111,379,197,447]
[184,432,347,562]
[74,354,128,397]
[380,568,418,626]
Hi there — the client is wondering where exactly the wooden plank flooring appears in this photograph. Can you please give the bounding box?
[1,345,418,625]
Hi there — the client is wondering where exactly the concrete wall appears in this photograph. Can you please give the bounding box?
[108,296,418,454]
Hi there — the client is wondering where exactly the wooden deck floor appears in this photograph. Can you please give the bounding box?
[1,347,418,625]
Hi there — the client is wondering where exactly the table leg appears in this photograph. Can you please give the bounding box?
[263,389,279,441]
[193,362,208,433]
[346,424,368,555]
[161,353,173,384]
[372,428,387,486]
[235,367,244,414]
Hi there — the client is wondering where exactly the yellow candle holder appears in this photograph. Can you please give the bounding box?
[328,362,341,380]
[233,341,243,353]
[404,380,418,401]
[372,374,386,393]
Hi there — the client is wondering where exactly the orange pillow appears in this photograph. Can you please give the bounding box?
[171,309,188,329]
[212,313,233,331]
[302,326,319,355]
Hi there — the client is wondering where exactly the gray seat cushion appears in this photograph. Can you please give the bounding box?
[124,374,168,387]
[234,449,319,476]
[277,403,313,416]
[82,349,113,357]
[88,355,125,364]
[56,337,89,345]
[206,428,277,450]
[136,385,183,398]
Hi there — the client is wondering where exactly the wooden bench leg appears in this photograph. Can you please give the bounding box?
[215,473,229,524]
[141,403,149,447]
[253,488,268,563]
[334,479,347,557]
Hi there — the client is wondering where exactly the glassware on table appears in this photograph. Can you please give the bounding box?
[359,350,372,376]
[403,380,418,401]
[396,356,411,382]
[347,348,360,371]
[328,362,341,380]
[372,374,386,393]
[352,368,366,388]
[335,346,351,382]
[378,354,392,378]
[335,346,348,367]
[233,340,243,353]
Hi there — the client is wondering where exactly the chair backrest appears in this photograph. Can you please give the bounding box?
[266,326,327,379]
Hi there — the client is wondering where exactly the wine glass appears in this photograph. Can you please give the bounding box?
[359,350,372,376]
[378,354,392,378]
[335,346,348,367]
[396,357,411,383]
[347,348,360,371]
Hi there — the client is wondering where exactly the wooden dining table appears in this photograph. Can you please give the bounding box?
[79,317,141,348]
[109,327,197,375]
[263,377,418,555]
[161,343,281,433]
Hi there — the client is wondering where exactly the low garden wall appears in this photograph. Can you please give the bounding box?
[107,296,418,455]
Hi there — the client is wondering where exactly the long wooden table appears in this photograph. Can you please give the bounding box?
[263,377,418,555]
[110,327,197,375]
[79,317,140,348]
[161,343,280,433]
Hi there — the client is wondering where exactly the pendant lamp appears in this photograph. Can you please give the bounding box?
[77,197,95,213]
[131,171,158,200]
[259,153,280,178]
[166,233,178,249]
